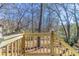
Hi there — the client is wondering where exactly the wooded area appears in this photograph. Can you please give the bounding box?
[0,3,79,47]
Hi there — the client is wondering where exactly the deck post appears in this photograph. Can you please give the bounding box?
[21,33,25,56]
[50,30,55,56]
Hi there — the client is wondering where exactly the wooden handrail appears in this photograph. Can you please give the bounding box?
[0,34,23,48]
[54,32,79,56]
[25,32,50,37]
[0,33,24,56]
[4,34,23,40]
[60,39,79,56]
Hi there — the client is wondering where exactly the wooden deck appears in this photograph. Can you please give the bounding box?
[0,31,79,56]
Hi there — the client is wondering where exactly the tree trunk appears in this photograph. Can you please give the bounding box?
[74,4,79,43]
[62,4,70,43]
[37,3,43,48]
[47,9,51,32]
[31,3,34,33]
[55,4,68,39]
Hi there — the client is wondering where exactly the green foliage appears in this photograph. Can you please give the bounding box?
[59,23,77,46]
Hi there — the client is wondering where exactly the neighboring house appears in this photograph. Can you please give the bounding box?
[0,19,17,35]
[0,24,4,43]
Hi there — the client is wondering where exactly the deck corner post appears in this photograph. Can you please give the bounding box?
[50,30,55,56]
[21,33,25,56]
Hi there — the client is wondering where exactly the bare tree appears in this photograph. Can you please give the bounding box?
[55,4,68,39]
[31,3,34,32]
[73,4,79,43]
[37,3,43,48]
[48,4,71,43]
[60,4,70,43]
[14,4,29,32]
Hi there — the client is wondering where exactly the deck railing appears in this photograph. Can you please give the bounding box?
[0,34,23,56]
[52,32,79,56]
[0,31,79,56]
[24,32,51,56]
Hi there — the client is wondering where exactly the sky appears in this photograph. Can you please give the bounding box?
[0,3,78,25]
